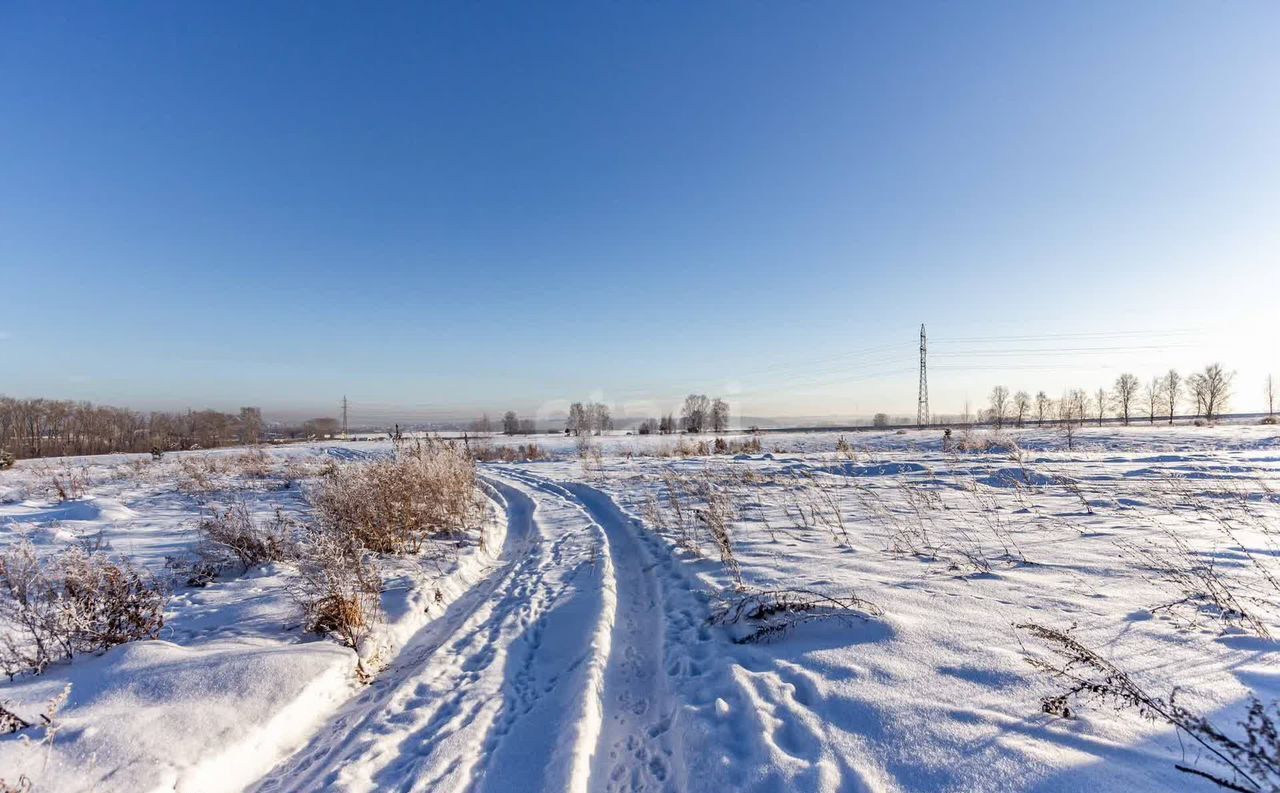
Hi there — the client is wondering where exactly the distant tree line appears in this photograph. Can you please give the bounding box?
[635,394,730,435]
[500,410,538,435]
[0,396,343,460]
[566,402,611,436]
[978,362,1247,431]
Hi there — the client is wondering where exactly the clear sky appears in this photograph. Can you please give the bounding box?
[2,2,1277,424]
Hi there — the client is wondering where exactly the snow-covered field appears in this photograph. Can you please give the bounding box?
[2,424,1279,792]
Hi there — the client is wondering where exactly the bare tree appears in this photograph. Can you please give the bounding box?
[710,398,729,432]
[1143,377,1161,425]
[681,394,710,433]
[1113,374,1139,426]
[238,407,264,444]
[588,402,611,436]
[988,386,1010,429]
[1013,391,1031,428]
[502,411,519,435]
[1072,389,1090,428]
[302,417,340,439]
[1267,374,1276,419]
[566,402,588,436]
[1035,391,1051,427]
[1187,363,1233,422]
[1095,387,1108,427]
[1164,369,1181,425]
[1058,391,1086,450]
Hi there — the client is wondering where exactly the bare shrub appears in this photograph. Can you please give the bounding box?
[712,589,882,643]
[309,441,484,555]
[197,502,294,573]
[950,430,1018,454]
[0,543,166,678]
[44,465,89,502]
[1019,623,1280,792]
[0,775,31,793]
[0,701,29,733]
[290,522,382,652]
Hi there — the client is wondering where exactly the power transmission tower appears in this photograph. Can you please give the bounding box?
[917,324,929,428]
[341,396,349,438]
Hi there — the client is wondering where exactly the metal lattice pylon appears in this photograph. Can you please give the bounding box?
[917,324,928,428]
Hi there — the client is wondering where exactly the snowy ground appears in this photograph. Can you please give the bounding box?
[2,423,1279,792]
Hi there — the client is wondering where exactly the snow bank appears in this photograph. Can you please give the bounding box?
[0,638,355,793]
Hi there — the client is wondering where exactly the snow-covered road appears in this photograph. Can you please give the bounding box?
[252,471,702,793]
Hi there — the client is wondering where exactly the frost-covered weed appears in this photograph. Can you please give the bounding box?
[0,542,166,678]
[290,521,382,652]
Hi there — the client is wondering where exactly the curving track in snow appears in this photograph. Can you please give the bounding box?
[250,470,724,793]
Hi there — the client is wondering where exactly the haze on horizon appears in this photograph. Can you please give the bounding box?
[2,2,1277,425]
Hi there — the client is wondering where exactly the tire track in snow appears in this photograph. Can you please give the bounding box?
[252,467,743,793]
[251,477,611,793]
[497,468,715,792]
[506,468,886,793]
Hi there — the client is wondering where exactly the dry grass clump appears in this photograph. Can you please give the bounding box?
[229,448,274,479]
[470,442,549,462]
[0,542,166,678]
[712,589,882,643]
[949,429,1019,454]
[177,454,226,493]
[309,440,484,555]
[642,466,744,586]
[713,435,764,455]
[1116,474,1280,637]
[1020,622,1280,792]
[664,438,711,458]
[289,441,484,656]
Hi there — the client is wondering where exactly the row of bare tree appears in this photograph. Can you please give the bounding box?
[984,363,1249,430]
[0,397,349,460]
[0,398,268,459]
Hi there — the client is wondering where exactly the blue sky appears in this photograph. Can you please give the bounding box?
[2,2,1277,423]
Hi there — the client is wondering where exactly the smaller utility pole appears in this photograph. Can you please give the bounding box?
[341,396,349,438]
